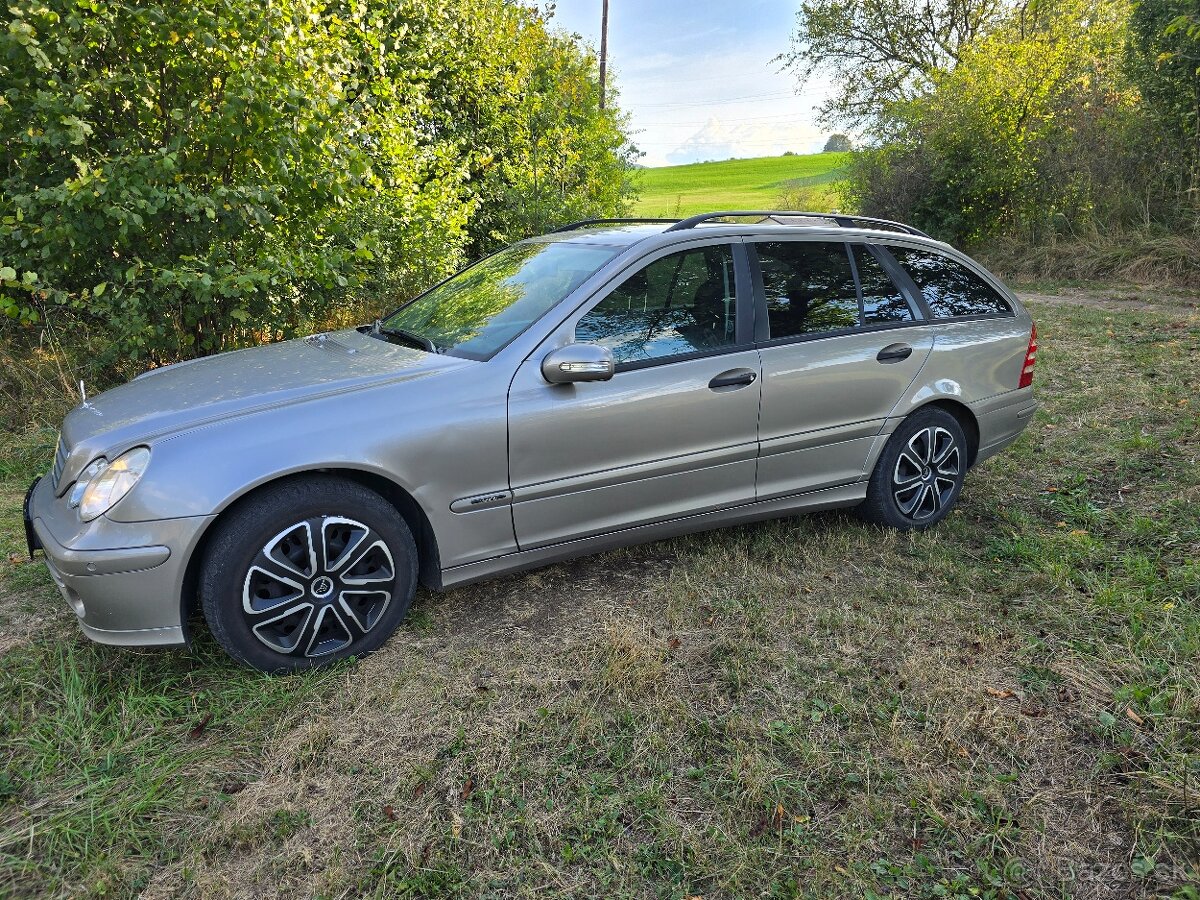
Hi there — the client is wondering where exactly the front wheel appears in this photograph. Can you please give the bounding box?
[856,408,968,530]
[199,476,418,673]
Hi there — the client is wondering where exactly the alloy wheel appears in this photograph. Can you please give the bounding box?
[241,516,396,658]
[891,426,961,521]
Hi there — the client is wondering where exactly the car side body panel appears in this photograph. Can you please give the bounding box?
[508,349,762,548]
[755,328,935,499]
[105,361,518,570]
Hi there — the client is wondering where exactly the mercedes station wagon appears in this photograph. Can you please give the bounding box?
[25,211,1038,672]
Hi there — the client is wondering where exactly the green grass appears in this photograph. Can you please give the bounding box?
[1,289,1198,897]
[630,153,850,218]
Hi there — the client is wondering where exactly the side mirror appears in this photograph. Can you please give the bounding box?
[541,343,615,384]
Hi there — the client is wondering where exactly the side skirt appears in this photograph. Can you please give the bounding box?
[438,481,867,590]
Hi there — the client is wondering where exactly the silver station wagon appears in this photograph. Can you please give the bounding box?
[25,211,1039,672]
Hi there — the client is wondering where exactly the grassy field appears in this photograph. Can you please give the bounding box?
[631,153,849,218]
[1,286,1198,897]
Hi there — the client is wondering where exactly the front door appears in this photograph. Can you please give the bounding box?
[507,239,761,550]
[750,239,935,500]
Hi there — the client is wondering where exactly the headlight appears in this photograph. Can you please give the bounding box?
[78,447,151,522]
[69,457,109,507]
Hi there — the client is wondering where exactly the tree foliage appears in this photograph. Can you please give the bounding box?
[783,0,1008,128]
[823,133,853,151]
[0,0,636,365]
[846,0,1137,242]
[808,0,1200,244]
[1127,0,1200,198]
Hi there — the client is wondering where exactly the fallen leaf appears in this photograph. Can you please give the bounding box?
[7,552,22,565]
[413,782,426,799]
[461,777,473,800]
[383,804,397,821]
[220,781,246,795]
[188,712,213,740]
[1125,707,1145,726]
[985,687,1015,700]
[1045,486,1060,493]
[1070,529,1088,536]
[451,811,463,839]
[667,637,682,650]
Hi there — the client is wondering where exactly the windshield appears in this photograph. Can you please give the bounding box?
[382,242,621,359]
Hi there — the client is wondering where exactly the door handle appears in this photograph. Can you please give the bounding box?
[876,343,913,363]
[708,370,757,390]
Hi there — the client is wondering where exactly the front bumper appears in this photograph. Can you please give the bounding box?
[26,475,215,647]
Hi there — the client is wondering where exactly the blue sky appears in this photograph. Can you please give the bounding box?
[549,0,833,167]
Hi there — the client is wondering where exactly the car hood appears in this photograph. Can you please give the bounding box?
[55,329,470,491]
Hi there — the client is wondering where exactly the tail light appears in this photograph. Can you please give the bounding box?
[1018,323,1037,389]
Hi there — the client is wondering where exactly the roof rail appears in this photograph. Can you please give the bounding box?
[663,210,931,238]
[552,217,680,233]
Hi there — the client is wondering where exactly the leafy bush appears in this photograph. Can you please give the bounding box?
[844,0,1138,244]
[792,0,1200,248]
[0,0,635,369]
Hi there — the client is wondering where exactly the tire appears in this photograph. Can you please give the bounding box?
[199,475,418,673]
[856,407,968,530]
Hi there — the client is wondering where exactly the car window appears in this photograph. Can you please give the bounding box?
[888,247,1012,318]
[853,244,914,324]
[576,244,738,365]
[383,241,620,360]
[756,241,859,339]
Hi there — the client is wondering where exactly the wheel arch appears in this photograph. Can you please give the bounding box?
[917,398,980,467]
[179,468,442,641]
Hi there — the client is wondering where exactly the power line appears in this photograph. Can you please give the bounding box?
[634,91,796,109]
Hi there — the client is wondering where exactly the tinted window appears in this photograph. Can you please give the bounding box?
[853,244,913,324]
[889,247,1012,318]
[757,241,859,338]
[384,242,620,360]
[577,244,738,365]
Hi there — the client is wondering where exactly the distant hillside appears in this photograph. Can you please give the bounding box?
[630,153,850,218]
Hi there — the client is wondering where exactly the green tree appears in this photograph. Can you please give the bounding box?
[1127,0,1200,208]
[0,0,636,366]
[845,0,1138,242]
[823,133,853,151]
[782,0,1008,129]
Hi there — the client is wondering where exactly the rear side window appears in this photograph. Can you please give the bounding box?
[853,245,913,324]
[756,241,858,338]
[889,247,1012,318]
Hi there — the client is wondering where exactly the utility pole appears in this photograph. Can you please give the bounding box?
[599,0,609,110]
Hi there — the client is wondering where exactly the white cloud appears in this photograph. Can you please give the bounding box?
[550,0,834,167]
[664,117,825,165]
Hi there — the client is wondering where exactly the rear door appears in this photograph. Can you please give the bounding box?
[751,239,935,500]
[507,239,761,549]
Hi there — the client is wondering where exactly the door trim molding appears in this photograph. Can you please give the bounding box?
[440,480,867,589]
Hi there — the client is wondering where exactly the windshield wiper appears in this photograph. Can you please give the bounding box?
[370,320,439,353]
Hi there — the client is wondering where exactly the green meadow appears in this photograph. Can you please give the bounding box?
[630,152,850,218]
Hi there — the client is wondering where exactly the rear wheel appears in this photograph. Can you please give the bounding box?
[199,476,417,673]
[856,407,968,529]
